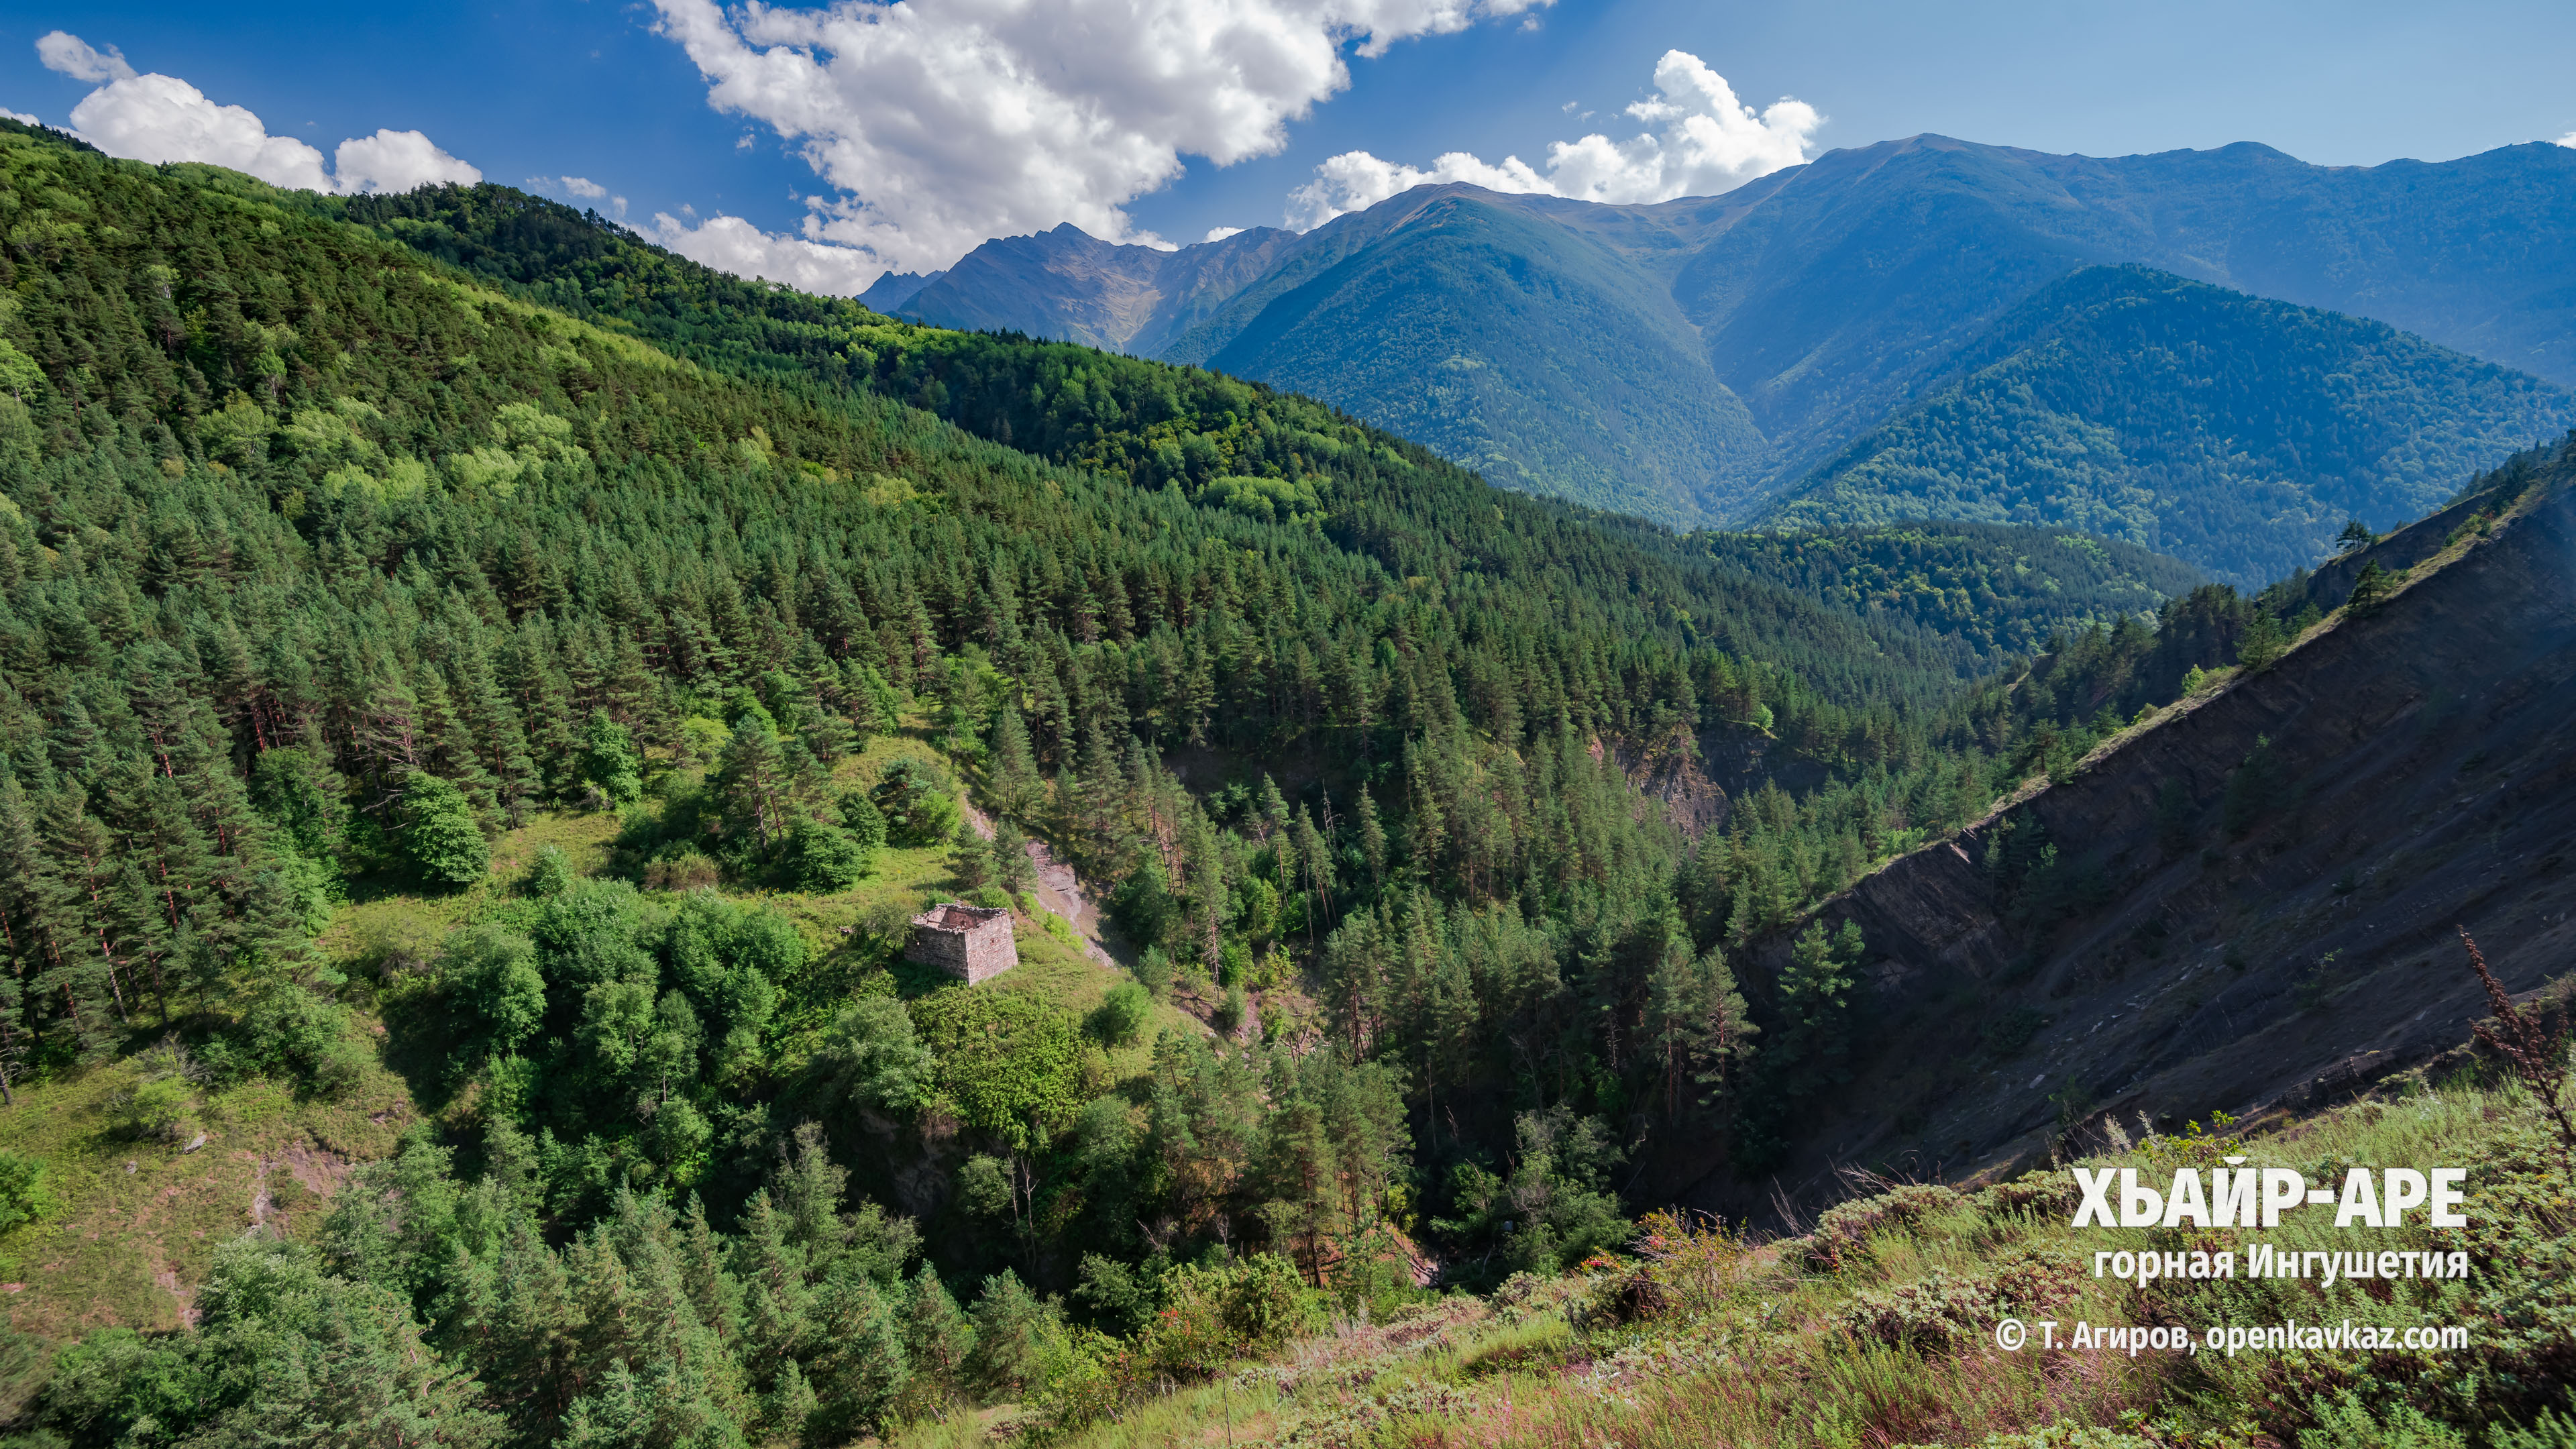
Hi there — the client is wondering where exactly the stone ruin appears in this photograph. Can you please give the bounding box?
[904,902,1018,983]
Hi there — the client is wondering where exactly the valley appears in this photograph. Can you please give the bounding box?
[0,111,2569,1449]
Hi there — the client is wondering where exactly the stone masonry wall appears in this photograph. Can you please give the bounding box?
[904,904,1018,983]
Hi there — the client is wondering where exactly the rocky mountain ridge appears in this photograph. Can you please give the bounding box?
[890,136,2576,533]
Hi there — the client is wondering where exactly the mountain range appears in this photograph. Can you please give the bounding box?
[887,135,2576,566]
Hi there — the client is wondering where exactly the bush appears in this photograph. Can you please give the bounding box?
[1132,947,1173,999]
[965,1269,1061,1397]
[1978,1006,2046,1063]
[1976,1170,2080,1222]
[1832,1249,2080,1351]
[838,790,888,851]
[577,711,643,806]
[1091,981,1150,1046]
[871,757,958,847]
[642,846,718,892]
[197,963,368,1097]
[1802,1183,1964,1272]
[399,773,488,887]
[0,1149,44,1234]
[111,1075,200,1144]
[523,845,577,898]
[1130,1254,1311,1381]
[787,817,873,892]
[2221,733,2287,837]
[436,924,546,1055]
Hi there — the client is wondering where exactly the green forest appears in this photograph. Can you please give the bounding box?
[0,123,2494,1448]
[1765,265,2573,584]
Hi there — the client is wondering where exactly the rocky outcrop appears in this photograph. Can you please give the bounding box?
[1607,741,1731,838]
[1655,445,2576,1214]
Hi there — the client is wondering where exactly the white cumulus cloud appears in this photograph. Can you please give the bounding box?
[1203,225,1246,242]
[43,32,478,195]
[36,31,133,83]
[2556,131,2576,148]
[1,109,38,126]
[1285,48,1818,228]
[645,0,1551,288]
[332,128,482,193]
[647,212,883,296]
[533,176,629,217]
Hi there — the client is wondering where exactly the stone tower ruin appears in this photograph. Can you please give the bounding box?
[904,902,1018,983]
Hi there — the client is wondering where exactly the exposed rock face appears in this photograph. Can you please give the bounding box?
[1652,450,2576,1216]
[1606,739,1730,839]
[894,223,1307,354]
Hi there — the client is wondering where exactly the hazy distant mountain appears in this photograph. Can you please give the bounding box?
[1762,266,2575,584]
[897,136,2576,529]
[892,222,1307,354]
[857,269,943,312]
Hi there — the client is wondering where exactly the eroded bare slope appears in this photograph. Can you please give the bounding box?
[1662,445,2576,1214]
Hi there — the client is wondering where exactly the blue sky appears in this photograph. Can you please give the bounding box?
[5,0,2572,291]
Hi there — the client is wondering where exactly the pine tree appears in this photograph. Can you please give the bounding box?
[987,704,1040,821]
[1353,785,1387,890]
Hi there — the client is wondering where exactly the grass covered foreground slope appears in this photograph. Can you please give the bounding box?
[896,1067,2576,1449]
[1762,266,2574,584]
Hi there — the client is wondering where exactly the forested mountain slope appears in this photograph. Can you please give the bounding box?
[900,138,2576,525]
[2,115,2565,1449]
[343,178,2203,695]
[1762,266,2574,583]
[1692,519,2202,659]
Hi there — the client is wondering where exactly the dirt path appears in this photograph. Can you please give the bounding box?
[958,799,1126,972]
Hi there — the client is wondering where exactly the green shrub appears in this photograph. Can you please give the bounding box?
[1801,1183,1964,1271]
[871,757,957,847]
[436,924,546,1055]
[838,790,888,851]
[965,1269,1061,1397]
[1132,947,1173,999]
[787,817,873,892]
[576,710,643,806]
[1833,1249,2081,1350]
[1131,1253,1311,1381]
[2343,559,2397,615]
[110,1075,199,1144]
[1976,1170,2079,1222]
[1091,981,1151,1047]
[2298,1391,2467,1449]
[399,773,488,887]
[642,845,719,892]
[1978,1006,2047,1063]
[909,990,1085,1150]
[197,963,366,1097]
[523,845,577,898]
[0,1149,45,1234]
